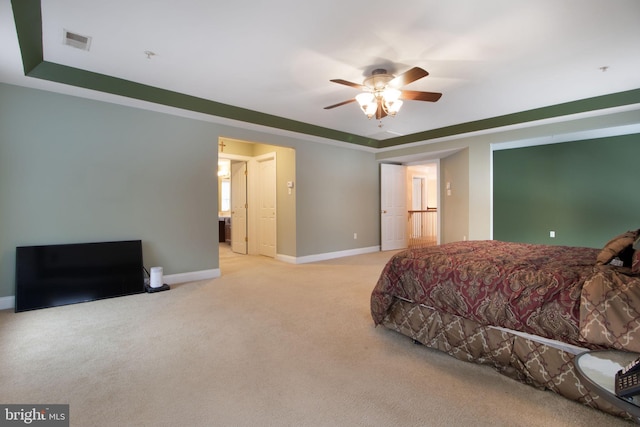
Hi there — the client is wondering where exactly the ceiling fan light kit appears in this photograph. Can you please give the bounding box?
[355,86,403,119]
[325,66,442,122]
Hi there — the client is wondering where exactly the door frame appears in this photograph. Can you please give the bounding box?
[380,160,441,250]
[406,160,441,245]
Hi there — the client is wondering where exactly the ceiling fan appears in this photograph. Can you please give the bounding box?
[324,67,442,120]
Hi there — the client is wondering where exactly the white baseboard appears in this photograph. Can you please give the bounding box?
[0,269,221,311]
[164,268,220,284]
[275,254,297,264]
[0,296,15,311]
[276,246,380,264]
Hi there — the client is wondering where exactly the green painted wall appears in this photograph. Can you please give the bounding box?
[493,134,640,247]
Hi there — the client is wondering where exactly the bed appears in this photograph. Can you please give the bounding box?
[371,231,640,420]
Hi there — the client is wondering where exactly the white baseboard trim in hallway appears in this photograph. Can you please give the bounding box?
[276,246,380,264]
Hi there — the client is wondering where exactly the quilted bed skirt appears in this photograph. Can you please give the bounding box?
[379,297,632,421]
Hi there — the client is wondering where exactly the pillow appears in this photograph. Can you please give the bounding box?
[596,229,640,265]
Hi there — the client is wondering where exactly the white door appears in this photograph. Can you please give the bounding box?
[257,156,277,257]
[231,161,247,254]
[380,163,407,251]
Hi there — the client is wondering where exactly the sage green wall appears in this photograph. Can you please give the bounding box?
[0,83,219,299]
[294,142,379,256]
[493,134,640,247]
[218,130,380,258]
[0,83,381,298]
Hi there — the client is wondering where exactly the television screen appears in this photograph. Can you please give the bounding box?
[15,240,144,312]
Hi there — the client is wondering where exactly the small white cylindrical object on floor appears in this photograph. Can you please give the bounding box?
[150,266,163,288]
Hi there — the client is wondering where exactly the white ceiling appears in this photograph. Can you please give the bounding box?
[2,0,640,144]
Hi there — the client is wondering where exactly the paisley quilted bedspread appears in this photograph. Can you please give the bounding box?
[371,240,602,346]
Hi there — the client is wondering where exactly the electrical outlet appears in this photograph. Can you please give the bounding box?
[353,233,357,240]
[549,231,556,238]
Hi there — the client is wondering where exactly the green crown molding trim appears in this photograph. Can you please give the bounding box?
[11,0,42,75]
[379,88,640,149]
[11,0,640,150]
[26,61,378,148]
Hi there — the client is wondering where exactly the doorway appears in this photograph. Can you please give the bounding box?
[380,163,408,251]
[380,161,439,251]
[218,147,277,258]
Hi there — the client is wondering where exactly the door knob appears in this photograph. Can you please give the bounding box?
[381,210,387,214]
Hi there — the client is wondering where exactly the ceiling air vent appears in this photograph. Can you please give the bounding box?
[63,29,92,51]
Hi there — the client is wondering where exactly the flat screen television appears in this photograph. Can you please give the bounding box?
[15,240,144,312]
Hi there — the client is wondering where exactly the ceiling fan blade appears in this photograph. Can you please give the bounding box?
[400,90,442,102]
[389,67,429,87]
[329,79,367,90]
[324,98,357,109]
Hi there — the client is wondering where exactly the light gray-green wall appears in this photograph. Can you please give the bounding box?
[217,132,380,257]
[0,83,220,299]
[0,83,381,299]
[295,141,379,256]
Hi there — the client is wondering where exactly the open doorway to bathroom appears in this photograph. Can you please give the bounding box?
[217,137,295,265]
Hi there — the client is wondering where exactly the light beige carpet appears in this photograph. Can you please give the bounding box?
[0,246,631,426]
